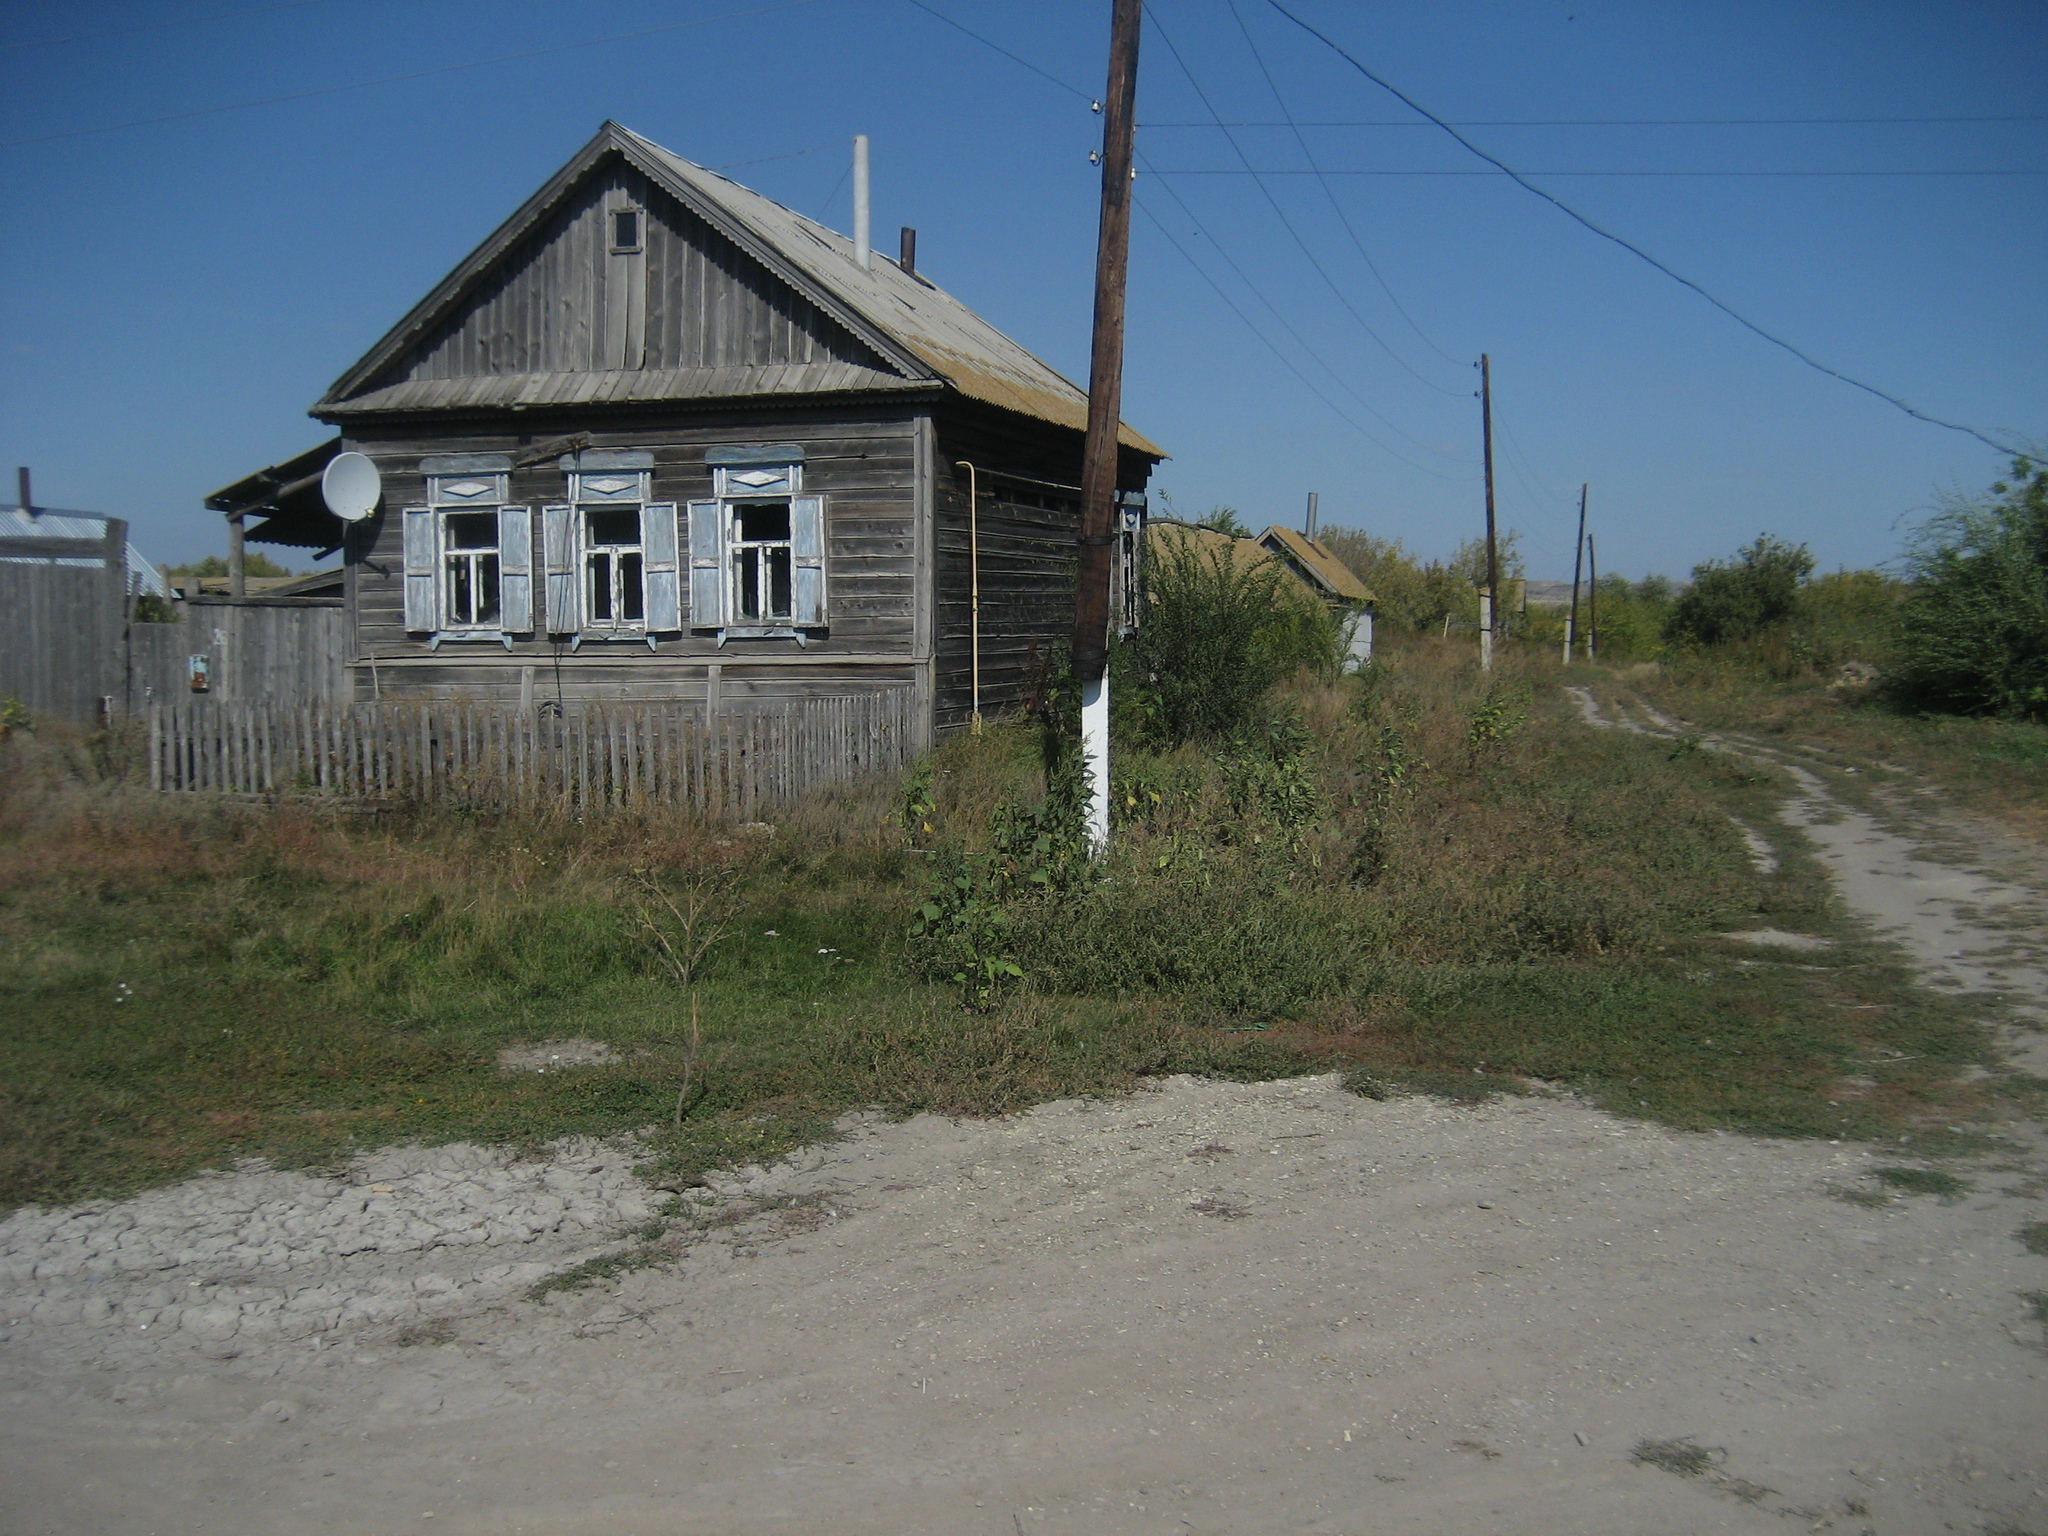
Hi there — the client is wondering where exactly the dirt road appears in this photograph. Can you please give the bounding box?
[4,700,2045,1536]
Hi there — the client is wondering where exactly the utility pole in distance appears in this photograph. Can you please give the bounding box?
[1586,534,1599,664]
[1479,354,1499,671]
[1563,483,1587,665]
[1072,0,1142,855]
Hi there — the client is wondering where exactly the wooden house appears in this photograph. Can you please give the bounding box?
[210,122,1163,735]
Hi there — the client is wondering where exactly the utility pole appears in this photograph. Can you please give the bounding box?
[1479,354,1498,671]
[1072,0,1141,855]
[1586,534,1599,664]
[1563,483,1587,665]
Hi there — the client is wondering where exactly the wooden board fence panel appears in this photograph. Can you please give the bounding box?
[148,690,917,815]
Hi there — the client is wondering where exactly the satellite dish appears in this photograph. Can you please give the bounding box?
[321,452,382,522]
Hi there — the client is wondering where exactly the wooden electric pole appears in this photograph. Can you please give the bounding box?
[1563,483,1587,665]
[1586,534,1599,664]
[1479,354,1498,670]
[1073,0,1142,852]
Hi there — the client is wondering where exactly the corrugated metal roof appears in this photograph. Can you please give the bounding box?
[331,362,920,416]
[1259,526,1373,603]
[317,124,1163,457]
[0,506,170,597]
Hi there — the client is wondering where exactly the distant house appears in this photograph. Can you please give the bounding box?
[1148,518,1377,665]
[209,122,1163,735]
[1,504,169,598]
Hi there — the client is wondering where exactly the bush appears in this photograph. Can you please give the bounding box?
[1892,459,2048,720]
[1666,535,1814,647]
[1126,529,1339,745]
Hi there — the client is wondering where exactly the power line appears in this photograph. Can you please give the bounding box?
[1222,0,1466,372]
[1138,164,1475,469]
[1141,115,2048,127]
[1,0,832,150]
[1265,0,2026,457]
[903,0,1097,102]
[1148,167,2048,177]
[1133,195,1471,481]
[1145,6,1467,403]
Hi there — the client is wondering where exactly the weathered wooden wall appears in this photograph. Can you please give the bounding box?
[930,406,1154,733]
[396,165,890,383]
[129,599,351,711]
[340,404,927,708]
[0,562,125,722]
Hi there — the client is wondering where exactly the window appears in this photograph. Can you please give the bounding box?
[731,501,793,621]
[609,208,642,253]
[687,449,825,637]
[584,506,644,629]
[443,512,501,627]
[401,459,532,638]
[540,451,678,639]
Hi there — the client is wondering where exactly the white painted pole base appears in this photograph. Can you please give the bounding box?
[1080,671,1110,856]
[1479,592,1494,671]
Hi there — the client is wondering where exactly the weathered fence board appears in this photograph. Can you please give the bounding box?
[148,690,917,815]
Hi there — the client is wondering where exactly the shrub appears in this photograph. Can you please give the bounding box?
[1892,459,2048,720]
[1666,535,1814,647]
[1128,529,1338,745]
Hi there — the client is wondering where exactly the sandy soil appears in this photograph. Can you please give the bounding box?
[4,702,2045,1536]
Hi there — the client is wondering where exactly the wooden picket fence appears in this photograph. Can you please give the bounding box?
[149,690,920,817]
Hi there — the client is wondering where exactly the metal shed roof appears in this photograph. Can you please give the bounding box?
[1,506,170,597]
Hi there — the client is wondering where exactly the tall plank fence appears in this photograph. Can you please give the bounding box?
[149,691,920,818]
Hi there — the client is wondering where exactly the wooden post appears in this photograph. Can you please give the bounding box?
[1564,483,1587,665]
[1073,0,1143,855]
[227,512,246,599]
[1479,354,1498,672]
[1586,535,1599,664]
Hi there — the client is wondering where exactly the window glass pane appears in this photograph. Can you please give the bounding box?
[446,512,498,550]
[620,554,644,622]
[588,553,613,621]
[736,502,791,543]
[767,547,792,618]
[735,548,761,620]
[611,210,640,250]
[587,508,640,547]
[477,554,500,625]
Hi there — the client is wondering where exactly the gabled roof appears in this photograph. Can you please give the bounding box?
[1258,526,1372,603]
[1147,519,1374,608]
[315,123,1162,457]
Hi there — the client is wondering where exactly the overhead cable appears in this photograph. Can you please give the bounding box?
[1133,196,1472,481]
[1265,0,2026,456]
[1146,5,1467,401]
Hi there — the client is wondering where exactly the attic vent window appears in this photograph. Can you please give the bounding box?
[609,209,642,253]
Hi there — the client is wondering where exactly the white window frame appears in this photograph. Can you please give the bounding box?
[689,457,825,641]
[429,473,507,633]
[403,466,531,645]
[542,458,679,646]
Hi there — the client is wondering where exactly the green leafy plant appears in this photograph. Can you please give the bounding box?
[1666,535,1815,647]
[1892,458,2048,720]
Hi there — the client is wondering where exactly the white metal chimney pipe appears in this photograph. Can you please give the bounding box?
[852,135,871,270]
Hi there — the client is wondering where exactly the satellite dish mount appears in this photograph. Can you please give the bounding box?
[321,452,383,522]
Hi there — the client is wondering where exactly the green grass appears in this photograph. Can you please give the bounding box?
[2018,1221,2048,1257]
[0,636,2020,1213]
[1872,1166,1974,1199]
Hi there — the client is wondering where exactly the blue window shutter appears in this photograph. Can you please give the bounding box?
[791,495,825,627]
[402,506,436,633]
[542,504,580,634]
[498,505,533,634]
[642,502,681,632]
[687,499,723,629]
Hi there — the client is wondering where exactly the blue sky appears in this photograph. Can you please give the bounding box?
[1,0,2042,578]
